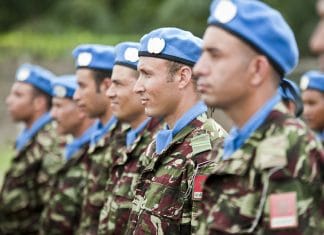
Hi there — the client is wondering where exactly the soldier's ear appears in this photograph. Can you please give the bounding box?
[248,55,271,87]
[178,66,192,89]
[32,95,48,112]
[100,78,112,94]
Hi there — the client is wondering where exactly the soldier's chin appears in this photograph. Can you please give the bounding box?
[10,115,24,122]
[202,95,220,108]
[56,126,67,135]
[144,107,157,118]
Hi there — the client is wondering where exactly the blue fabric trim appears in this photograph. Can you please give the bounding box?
[126,118,151,148]
[15,112,53,152]
[316,131,324,143]
[90,116,118,146]
[155,101,207,154]
[64,122,98,160]
[223,93,281,160]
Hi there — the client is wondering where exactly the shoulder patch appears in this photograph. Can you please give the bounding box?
[191,133,212,156]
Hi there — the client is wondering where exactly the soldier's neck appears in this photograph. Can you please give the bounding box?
[73,118,95,138]
[99,108,113,125]
[129,113,148,129]
[165,94,200,129]
[25,110,48,129]
[225,90,276,128]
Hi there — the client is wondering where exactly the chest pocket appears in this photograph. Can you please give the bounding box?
[2,151,41,211]
[204,148,264,234]
[213,147,254,175]
[113,170,140,201]
[10,151,40,182]
[142,153,192,221]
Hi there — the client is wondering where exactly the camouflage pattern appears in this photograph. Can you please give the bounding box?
[0,121,65,235]
[39,138,92,235]
[76,121,130,235]
[125,113,227,235]
[98,118,163,235]
[197,102,324,235]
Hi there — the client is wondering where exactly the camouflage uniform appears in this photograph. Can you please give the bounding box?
[197,102,323,235]
[0,121,65,235]
[77,121,129,235]
[98,118,163,235]
[39,138,92,235]
[125,113,226,234]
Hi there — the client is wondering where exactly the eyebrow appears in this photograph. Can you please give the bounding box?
[203,46,222,54]
[111,78,122,84]
[141,63,158,73]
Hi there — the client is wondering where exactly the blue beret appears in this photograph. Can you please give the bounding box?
[139,27,202,66]
[278,78,303,117]
[114,42,140,70]
[300,70,324,92]
[208,0,299,77]
[52,75,78,99]
[15,63,55,96]
[72,44,115,71]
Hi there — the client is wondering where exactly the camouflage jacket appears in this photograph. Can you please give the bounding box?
[125,113,227,235]
[0,121,65,235]
[197,102,323,235]
[98,118,163,235]
[76,121,130,235]
[39,140,92,235]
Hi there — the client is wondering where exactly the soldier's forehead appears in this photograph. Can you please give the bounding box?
[13,81,34,90]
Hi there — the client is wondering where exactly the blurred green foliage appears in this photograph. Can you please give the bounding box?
[0,0,319,57]
[0,31,139,59]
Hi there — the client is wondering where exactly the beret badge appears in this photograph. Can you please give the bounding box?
[213,0,237,23]
[299,76,310,91]
[147,37,165,54]
[53,85,67,98]
[124,47,139,62]
[17,68,30,81]
[77,52,93,66]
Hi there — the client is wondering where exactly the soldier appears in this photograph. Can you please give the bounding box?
[300,71,324,230]
[73,44,128,234]
[278,78,303,117]
[125,27,227,234]
[300,71,324,143]
[310,0,324,70]
[0,64,65,234]
[39,75,96,234]
[193,0,323,234]
[98,42,163,234]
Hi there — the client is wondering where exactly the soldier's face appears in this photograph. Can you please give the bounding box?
[106,65,144,122]
[310,0,324,70]
[5,82,35,123]
[51,97,81,135]
[194,26,253,109]
[135,57,180,118]
[302,89,324,131]
[74,69,110,119]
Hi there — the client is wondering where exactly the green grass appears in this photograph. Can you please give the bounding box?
[0,30,140,59]
[0,145,13,188]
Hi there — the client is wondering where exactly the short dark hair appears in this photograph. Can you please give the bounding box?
[90,68,112,92]
[32,87,52,110]
[167,61,194,82]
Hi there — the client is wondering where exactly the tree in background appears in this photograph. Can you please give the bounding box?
[0,0,318,56]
